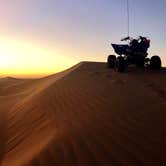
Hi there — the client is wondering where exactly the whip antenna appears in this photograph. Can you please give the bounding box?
[127,0,130,37]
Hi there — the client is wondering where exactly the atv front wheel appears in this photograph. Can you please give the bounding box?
[107,55,116,68]
[150,55,161,69]
[116,56,126,72]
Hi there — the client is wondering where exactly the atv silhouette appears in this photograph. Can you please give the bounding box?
[107,36,161,72]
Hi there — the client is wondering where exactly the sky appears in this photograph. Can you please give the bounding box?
[0,0,166,77]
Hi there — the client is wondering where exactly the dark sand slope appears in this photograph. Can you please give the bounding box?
[0,62,166,166]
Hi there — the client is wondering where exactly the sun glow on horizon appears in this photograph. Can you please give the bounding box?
[0,36,77,78]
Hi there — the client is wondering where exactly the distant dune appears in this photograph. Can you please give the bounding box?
[0,62,166,166]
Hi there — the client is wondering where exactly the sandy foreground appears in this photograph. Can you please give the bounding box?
[0,62,166,166]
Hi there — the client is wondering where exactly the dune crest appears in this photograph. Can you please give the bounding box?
[0,62,166,166]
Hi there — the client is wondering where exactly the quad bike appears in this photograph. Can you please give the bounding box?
[107,36,161,72]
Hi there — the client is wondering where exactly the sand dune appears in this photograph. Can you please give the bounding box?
[0,62,166,166]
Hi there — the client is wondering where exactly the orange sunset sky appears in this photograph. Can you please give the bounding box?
[0,0,166,77]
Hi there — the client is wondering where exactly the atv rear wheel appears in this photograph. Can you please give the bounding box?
[107,55,116,68]
[150,55,161,69]
[116,56,126,72]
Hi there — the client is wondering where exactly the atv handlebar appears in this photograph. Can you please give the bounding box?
[121,36,149,42]
[121,36,131,41]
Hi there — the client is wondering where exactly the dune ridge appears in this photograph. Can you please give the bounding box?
[0,62,166,166]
